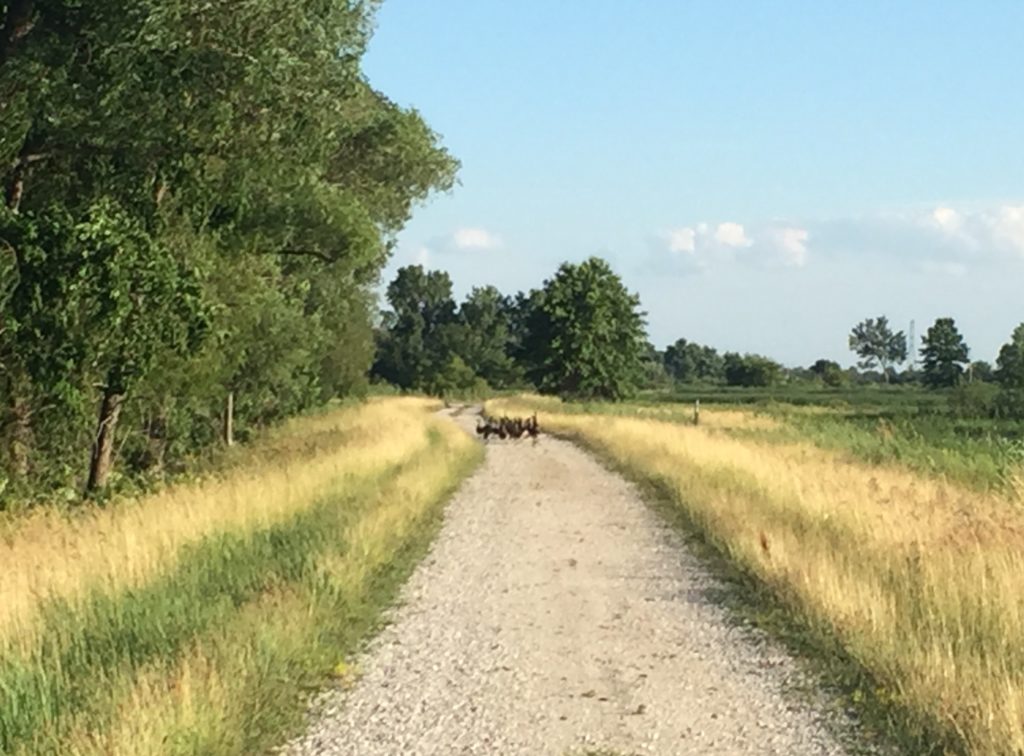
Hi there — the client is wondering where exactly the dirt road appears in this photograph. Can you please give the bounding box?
[283,409,861,755]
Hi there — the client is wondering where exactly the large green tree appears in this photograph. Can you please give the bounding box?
[663,338,724,383]
[454,286,519,388]
[0,1,457,499]
[920,317,969,388]
[848,316,907,383]
[372,265,458,392]
[528,257,647,400]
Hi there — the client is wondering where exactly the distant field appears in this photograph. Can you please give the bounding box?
[489,394,1024,754]
[0,398,482,755]
[556,385,1024,493]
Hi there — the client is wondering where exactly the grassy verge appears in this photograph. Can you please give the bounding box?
[491,396,1024,755]
[511,392,1024,494]
[0,398,482,755]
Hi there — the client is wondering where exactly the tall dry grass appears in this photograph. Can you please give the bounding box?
[49,414,480,756]
[0,396,480,755]
[491,396,1024,754]
[0,397,437,651]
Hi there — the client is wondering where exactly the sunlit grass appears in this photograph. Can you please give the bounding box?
[0,398,436,650]
[491,396,1024,755]
[0,397,481,755]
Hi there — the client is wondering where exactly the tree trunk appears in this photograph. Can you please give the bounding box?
[4,366,33,480]
[223,391,234,446]
[8,392,31,478]
[4,164,25,212]
[144,411,167,475]
[87,387,124,493]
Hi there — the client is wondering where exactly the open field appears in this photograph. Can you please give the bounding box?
[527,387,1024,494]
[0,398,482,755]
[489,395,1024,754]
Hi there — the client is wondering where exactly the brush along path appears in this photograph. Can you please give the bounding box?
[283,409,858,755]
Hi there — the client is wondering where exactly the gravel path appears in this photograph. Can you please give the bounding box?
[282,409,863,755]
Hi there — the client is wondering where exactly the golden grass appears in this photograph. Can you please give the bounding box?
[55,411,478,756]
[0,397,440,652]
[490,397,1024,754]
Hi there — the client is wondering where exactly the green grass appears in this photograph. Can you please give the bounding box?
[524,386,1024,493]
[0,426,482,755]
[744,408,1024,492]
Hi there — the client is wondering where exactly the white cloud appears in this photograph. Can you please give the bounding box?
[657,220,806,271]
[931,206,962,235]
[666,227,696,254]
[656,202,1024,277]
[452,227,501,250]
[714,221,752,248]
[989,205,1024,257]
[772,227,809,267]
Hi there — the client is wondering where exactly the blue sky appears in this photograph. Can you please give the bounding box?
[363,1,1024,366]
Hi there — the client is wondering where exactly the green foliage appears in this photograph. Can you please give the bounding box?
[994,323,1024,418]
[528,257,647,400]
[848,316,907,382]
[0,2,457,503]
[969,361,994,383]
[453,286,520,387]
[663,338,724,383]
[723,353,782,387]
[372,265,458,392]
[809,358,846,387]
[949,381,999,420]
[995,323,1024,389]
[920,317,969,389]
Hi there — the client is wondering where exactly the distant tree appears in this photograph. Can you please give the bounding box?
[920,318,969,388]
[968,360,994,383]
[454,286,519,388]
[639,342,671,389]
[995,324,1024,389]
[848,316,907,383]
[529,257,647,400]
[503,289,542,376]
[664,339,724,383]
[809,358,845,387]
[723,353,782,387]
[995,323,1024,417]
[372,266,457,391]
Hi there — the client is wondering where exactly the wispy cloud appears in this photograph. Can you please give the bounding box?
[451,227,502,250]
[655,202,1024,276]
[714,221,753,248]
[770,227,809,267]
[656,219,809,272]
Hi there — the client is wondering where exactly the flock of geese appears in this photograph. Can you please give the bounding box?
[475,413,540,441]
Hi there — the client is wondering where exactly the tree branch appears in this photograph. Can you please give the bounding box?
[270,248,339,264]
[0,0,36,68]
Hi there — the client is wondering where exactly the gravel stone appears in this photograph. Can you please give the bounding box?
[281,410,866,755]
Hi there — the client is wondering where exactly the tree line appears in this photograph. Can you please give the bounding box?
[372,261,1024,421]
[1,1,457,504]
[371,256,647,400]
